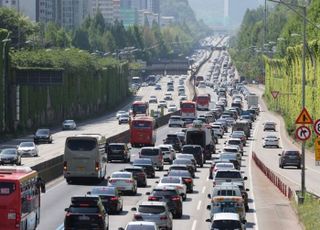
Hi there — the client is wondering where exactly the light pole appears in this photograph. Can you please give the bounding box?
[2,37,11,132]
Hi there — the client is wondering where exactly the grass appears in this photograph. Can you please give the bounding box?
[293,193,320,229]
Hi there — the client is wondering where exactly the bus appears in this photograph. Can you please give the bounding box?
[132,101,149,117]
[180,101,197,122]
[196,94,210,111]
[63,134,107,184]
[0,166,46,230]
[130,116,156,147]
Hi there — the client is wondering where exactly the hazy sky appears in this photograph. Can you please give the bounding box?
[188,0,264,28]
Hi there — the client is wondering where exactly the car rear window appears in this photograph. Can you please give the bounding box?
[161,177,180,183]
[141,149,159,156]
[215,171,241,178]
[138,205,165,214]
[69,207,99,213]
[127,226,155,230]
[285,151,299,156]
[153,190,178,196]
[109,145,125,150]
[217,190,237,196]
[228,140,240,145]
[212,220,241,229]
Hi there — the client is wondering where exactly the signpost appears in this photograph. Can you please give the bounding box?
[313,119,320,136]
[271,90,279,99]
[314,137,320,166]
[295,126,311,141]
[295,107,313,124]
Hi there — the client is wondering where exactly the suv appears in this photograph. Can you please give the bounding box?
[213,169,247,187]
[163,134,182,152]
[132,201,173,230]
[279,150,301,169]
[107,143,130,162]
[123,166,147,187]
[139,147,164,171]
[158,144,176,164]
[182,145,204,167]
[64,196,109,230]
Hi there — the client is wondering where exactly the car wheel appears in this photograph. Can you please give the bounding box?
[66,179,72,184]
[279,164,283,168]
[297,165,301,169]
[132,188,137,195]
[182,194,187,201]
[200,164,203,168]
[159,166,164,171]
[175,209,183,219]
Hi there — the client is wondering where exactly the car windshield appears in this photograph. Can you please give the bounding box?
[1,149,17,155]
[160,147,170,152]
[216,171,241,179]
[138,205,165,214]
[141,149,159,156]
[36,129,49,135]
[64,120,74,123]
[112,173,131,178]
[19,142,34,147]
[161,177,180,183]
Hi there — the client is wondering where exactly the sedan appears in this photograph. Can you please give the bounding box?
[149,96,158,103]
[34,128,52,144]
[132,158,156,178]
[107,172,137,195]
[168,104,177,113]
[167,170,194,193]
[158,101,167,109]
[264,122,276,131]
[0,148,21,165]
[120,221,158,230]
[62,120,76,130]
[88,186,123,214]
[263,135,280,148]
[17,142,39,157]
[123,166,147,187]
[172,159,196,176]
[116,110,127,119]
[158,176,187,201]
[119,113,130,124]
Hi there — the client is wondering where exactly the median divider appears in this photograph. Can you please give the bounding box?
[252,152,294,199]
[33,110,181,184]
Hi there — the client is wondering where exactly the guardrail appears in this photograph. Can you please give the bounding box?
[252,152,294,199]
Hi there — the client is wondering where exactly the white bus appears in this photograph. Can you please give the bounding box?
[63,134,107,183]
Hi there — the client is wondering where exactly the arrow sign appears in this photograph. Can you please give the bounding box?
[295,126,311,141]
[271,91,279,99]
[295,107,313,124]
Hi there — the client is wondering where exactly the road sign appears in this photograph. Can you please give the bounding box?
[271,91,279,99]
[295,107,313,124]
[314,136,320,166]
[314,119,320,136]
[295,126,311,141]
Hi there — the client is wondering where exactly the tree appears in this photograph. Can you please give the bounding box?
[72,28,90,50]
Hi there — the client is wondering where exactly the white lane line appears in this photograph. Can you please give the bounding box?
[202,186,206,194]
[191,220,197,230]
[197,200,202,210]
[55,223,64,230]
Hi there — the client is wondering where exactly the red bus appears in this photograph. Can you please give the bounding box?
[131,101,149,117]
[130,116,156,147]
[180,101,197,121]
[196,94,210,111]
[0,166,46,230]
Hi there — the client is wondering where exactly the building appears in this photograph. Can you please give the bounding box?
[160,16,174,27]
[137,9,158,27]
[90,0,120,23]
[147,0,159,14]
[0,0,38,21]
[120,8,137,28]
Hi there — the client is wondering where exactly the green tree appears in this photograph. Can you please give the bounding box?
[72,28,90,50]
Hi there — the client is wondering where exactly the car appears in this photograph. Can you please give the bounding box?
[279,150,301,169]
[17,142,39,157]
[212,162,235,175]
[34,128,53,144]
[119,113,130,124]
[158,100,167,109]
[157,176,187,201]
[175,131,186,145]
[230,131,247,146]
[198,81,206,88]
[168,104,177,112]
[179,95,187,101]
[155,84,162,90]
[213,169,247,187]
[62,120,77,130]
[168,164,195,178]
[172,159,196,177]
[263,122,276,131]
[116,110,127,119]
[132,158,155,178]
[163,134,182,152]
[107,143,131,162]
[139,147,164,171]
[64,196,109,230]
[149,96,158,103]
[206,212,246,230]
[158,144,176,164]
[120,221,158,230]
[107,171,137,195]
[164,93,173,101]
[168,115,184,127]
[263,135,280,148]
[131,201,173,230]
[211,124,224,138]
[87,186,123,214]
[167,170,194,193]
[225,138,244,155]
[167,86,174,92]
[147,186,183,218]
[182,145,204,167]
[0,148,21,165]
[123,166,147,187]
[175,153,197,168]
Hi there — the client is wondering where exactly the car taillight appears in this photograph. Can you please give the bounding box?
[109,179,117,183]
[134,214,142,220]
[148,196,158,201]
[160,215,168,220]
[184,178,192,183]
[171,195,181,201]
[138,172,145,177]
[95,162,100,171]
[110,196,118,201]
[63,161,67,171]
[125,179,133,183]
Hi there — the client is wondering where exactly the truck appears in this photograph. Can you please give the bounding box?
[185,121,215,161]
[247,94,259,108]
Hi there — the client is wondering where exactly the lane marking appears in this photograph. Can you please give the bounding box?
[197,200,202,210]
[202,186,206,194]
[55,223,64,230]
[191,220,197,230]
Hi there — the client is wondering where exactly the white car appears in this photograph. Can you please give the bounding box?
[149,96,158,103]
[164,93,173,101]
[179,95,187,101]
[158,176,187,200]
[158,144,176,163]
[211,124,224,138]
[263,135,280,148]
[121,221,158,230]
[168,104,177,112]
[212,162,235,175]
[119,113,130,124]
[107,172,137,195]
[168,115,184,127]
[198,81,206,88]
[17,142,39,157]
[62,120,76,130]
[116,110,127,119]
[158,101,167,109]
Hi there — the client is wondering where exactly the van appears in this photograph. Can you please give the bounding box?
[63,134,107,184]
[139,147,164,171]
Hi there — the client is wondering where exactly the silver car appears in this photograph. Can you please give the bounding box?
[107,172,137,195]
[17,142,39,157]
[62,120,77,130]
[121,221,159,230]
[132,201,173,230]
[139,147,164,171]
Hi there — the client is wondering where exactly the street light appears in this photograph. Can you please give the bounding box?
[2,37,11,132]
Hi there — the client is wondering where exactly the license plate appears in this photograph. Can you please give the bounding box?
[118,187,125,190]
[78,216,90,221]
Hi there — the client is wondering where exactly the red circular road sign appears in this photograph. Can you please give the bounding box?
[314,119,320,136]
[295,126,311,141]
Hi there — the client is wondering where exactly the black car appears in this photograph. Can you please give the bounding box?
[87,187,123,214]
[64,196,109,230]
[167,170,194,193]
[279,150,301,169]
[123,166,147,187]
[132,158,155,178]
[263,122,276,131]
[107,143,130,163]
[0,148,21,165]
[163,134,182,152]
[34,128,53,144]
[182,145,204,167]
[147,187,183,218]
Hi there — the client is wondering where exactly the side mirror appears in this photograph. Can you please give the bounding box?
[131,207,137,211]
[64,208,69,212]
[206,204,211,210]
[87,191,91,195]
[118,228,125,230]
[243,176,247,180]
[242,219,247,224]
[155,181,159,184]
[278,154,281,157]
[246,188,250,192]
[145,192,151,195]
[207,194,211,199]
